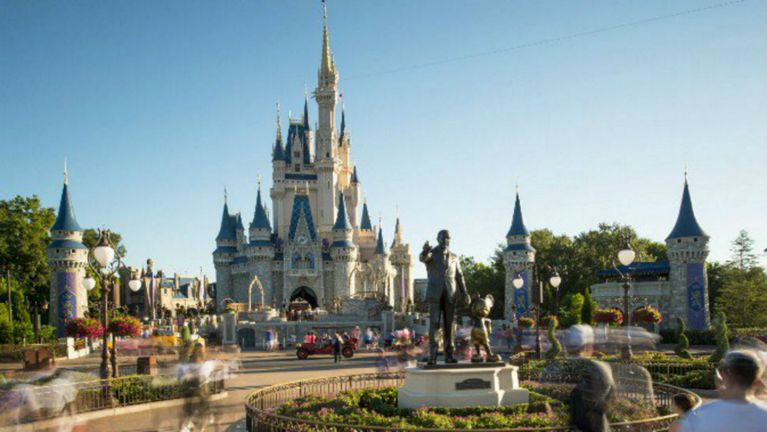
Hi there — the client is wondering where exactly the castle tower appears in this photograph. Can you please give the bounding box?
[314,5,340,235]
[389,216,414,312]
[47,168,88,335]
[271,104,286,232]
[666,175,710,330]
[331,191,357,299]
[355,198,376,260]
[213,192,237,311]
[348,166,361,227]
[503,190,536,320]
[248,179,275,305]
[372,224,395,306]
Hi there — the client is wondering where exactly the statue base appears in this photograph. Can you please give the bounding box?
[398,363,529,409]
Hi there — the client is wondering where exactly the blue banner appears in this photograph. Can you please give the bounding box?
[57,272,78,335]
[686,263,707,330]
[513,270,529,315]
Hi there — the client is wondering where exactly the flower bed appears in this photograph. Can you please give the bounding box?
[274,383,666,429]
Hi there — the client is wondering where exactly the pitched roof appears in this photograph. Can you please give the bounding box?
[506,192,530,237]
[375,226,385,255]
[666,179,707,240]
[51,183,82,232]
[351,166,359,184]
[333,193,352,230]
[360,201,372,230]
[288,194,317,241]
[215,202,237,241]
[250,187,271,230]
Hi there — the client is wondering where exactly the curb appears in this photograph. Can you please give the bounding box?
[0,391,228,432]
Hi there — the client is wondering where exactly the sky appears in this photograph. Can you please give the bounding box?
[1,0,766,280]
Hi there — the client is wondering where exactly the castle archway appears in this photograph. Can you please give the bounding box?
[290,286,318,309]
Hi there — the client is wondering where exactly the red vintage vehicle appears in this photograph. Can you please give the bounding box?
[296,337,358,360]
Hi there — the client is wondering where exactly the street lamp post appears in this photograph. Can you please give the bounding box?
[511,265,562,360]
[614,234,637,360]
[27,297,49,344]
[82,229,140,380]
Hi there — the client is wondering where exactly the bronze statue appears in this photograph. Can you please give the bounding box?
[420,229,469,365]
[469,294,501,362]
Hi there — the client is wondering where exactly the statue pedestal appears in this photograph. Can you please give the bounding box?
[398,363,529,409]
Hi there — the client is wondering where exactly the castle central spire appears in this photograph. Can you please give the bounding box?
[320,4,334,77]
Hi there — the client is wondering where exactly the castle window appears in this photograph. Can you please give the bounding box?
[294,151,299,157]
[694,238,698,242]
[677,239,682,243]
[294,164,300,172]
[306,252,315,269]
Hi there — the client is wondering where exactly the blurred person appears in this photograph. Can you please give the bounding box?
[564,325,615,432]
[679,350,767,432]
[669,393,697,432]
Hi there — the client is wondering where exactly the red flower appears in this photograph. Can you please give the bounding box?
[65,318,104,339]
[632,306,663,324]
[594,308,624,326]
[108,316,141,337]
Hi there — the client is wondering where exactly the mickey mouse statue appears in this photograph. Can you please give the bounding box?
[469,294,501,363]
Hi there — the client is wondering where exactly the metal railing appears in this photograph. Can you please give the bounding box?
[0,373,225,426]
[244,371,701,432]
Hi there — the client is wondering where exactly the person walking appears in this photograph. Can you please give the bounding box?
[679,350,767,432]
[333,333,343,364]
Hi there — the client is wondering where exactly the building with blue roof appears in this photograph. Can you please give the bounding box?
[589,175,710,330]
[212,7,412,314]
[47,169,89,335]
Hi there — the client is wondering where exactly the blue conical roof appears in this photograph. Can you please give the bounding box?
[51,183,82,232]
[351,166,359,184]
[666,180,707,240]
[375,226,385,255]
[250,187,271,230]
[333,193,352,230]
[506,192,529,237]
[273,139,285,162]
[303,96,309,129]
[360,202,372,230]
[216,202,237,241]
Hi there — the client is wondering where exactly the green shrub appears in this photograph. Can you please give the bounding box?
[709,312,729,363]
[674,318,693,360]
[545,316,562,360]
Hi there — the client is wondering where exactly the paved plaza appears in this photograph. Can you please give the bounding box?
[32,350,381,432]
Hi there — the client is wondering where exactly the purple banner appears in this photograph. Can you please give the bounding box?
[686,263,707,330]
[57,272,78,335]
[513,270,529,315]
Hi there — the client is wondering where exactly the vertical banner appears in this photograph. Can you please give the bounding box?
[513,270,529,315]
[686,263,707,330]
[57,272,77,335]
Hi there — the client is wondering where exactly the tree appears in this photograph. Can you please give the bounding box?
[729,230,758,270]
[460,256,504,319]
[581,288,595,325]
[714,266,767,328]
[0,196,56,305]
[560,293,584,327]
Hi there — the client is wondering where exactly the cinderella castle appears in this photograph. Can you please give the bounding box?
[213,8,414,315]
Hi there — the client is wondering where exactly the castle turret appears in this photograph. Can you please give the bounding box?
[503,190,536,320]
[247,179,276,305]
[389,216,414,312]
[47,168,89,335]
[213,192,237,310]
[331,192,357,299]
[348,165,360,227]
[666,175,710,329]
